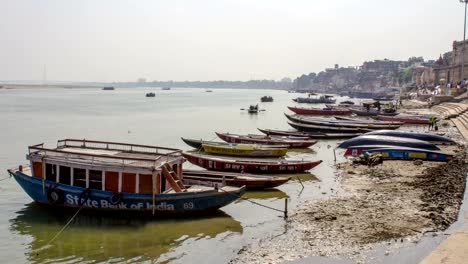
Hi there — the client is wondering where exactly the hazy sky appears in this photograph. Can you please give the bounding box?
[0,0,464,82]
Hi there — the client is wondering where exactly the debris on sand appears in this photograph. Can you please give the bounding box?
[234,145,467,263]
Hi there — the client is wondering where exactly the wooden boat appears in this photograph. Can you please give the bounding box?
[202,143,288,157]
[145,92,155,97]
[338,135,440,150]
[334,116,404,125]
[182,152,322,174]
[181,138,226,149]
[287,121,371,133]
[182,170,290,189]
[376,115,431,124]
[102,87,114,90]
[257,128,361,139]
[261,96,274,102]
[181,137,288,150]
[242,104,262,114]
[7,139,245,215]
[364,130,455,144]
[292,95,336,104]
[343,145,453,161]
[288,106,352,115]
[215,132,317,148]
[351,109,399,117]
[284,114,401,130]
[161,87,171,90]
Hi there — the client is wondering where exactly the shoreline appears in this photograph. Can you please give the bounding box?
[232,103,468,263]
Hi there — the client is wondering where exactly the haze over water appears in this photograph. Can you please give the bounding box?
[0,88,344,263]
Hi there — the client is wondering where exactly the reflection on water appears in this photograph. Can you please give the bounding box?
[10,203,242,263]
[287,172,319,182]
[241,189,289,200]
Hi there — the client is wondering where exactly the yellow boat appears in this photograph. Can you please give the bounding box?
[201,143,288,157]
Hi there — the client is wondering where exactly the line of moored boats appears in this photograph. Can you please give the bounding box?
[6,94,455,218]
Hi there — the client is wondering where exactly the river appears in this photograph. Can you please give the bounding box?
[0,87,347,263]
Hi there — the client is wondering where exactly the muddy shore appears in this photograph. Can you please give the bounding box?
[234,132,468,263]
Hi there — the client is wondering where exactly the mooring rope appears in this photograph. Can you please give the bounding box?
[45,189,90,246]
[46,206,84,245]
[0,175,12,181]
[219,187,285,214]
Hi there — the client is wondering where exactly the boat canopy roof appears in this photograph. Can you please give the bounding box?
[27,139,183,171]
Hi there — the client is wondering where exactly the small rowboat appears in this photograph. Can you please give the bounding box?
[344,145,453,161]
[351,109,399,117]
[202,143,288,157]
[257,128,362,139]
[287,121,370,133]
[215,132,317,148]
[364,130,455,144]
[376,115,431,124]
[288,106,352,115]
[182,152,322,174]
[182,170,291,189]
[338,135,440,150]
[8,139,245,216]
[284,114,401,130]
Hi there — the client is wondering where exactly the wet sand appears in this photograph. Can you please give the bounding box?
[234,124,468,263]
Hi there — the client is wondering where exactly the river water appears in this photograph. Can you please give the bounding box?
[0,88,348,263]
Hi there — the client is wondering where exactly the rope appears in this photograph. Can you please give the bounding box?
[0,175,12,181]
[45,189,90,246]
[219,187,285,213]
[46,206,84,245]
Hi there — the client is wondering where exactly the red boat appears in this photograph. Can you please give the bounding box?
[182,152,322,174]
[288,106,352,115]
[376,115,431,124]
[215,132,317,148]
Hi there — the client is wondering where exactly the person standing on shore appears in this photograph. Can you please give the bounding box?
[428,116,436,131]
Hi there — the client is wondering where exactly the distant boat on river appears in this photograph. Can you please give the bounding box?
[102,87,114,90]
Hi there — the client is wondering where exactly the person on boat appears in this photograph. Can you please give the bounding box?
[365,104,370,112]
[376,101,381,112]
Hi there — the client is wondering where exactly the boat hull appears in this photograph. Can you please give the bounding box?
[9,169,244,215]
[287,121,370,133]
[351,109,399,116]
[285,114,400,130]
[376,115,430,124]
[338,135,440,150]
[202,144,288,157]
[216,132,317,148]
[288,106,351,115]
[182,153,322,174]
[364,130,455,144]
[293,98,336,104]
[257,128,361,139]
[182,170,290,189]
[344,146,453,161]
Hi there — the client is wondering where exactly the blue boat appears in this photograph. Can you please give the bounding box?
[338,135,440,151]
[7,139,245,216]
[364,130,456,144]
[344,145,453,161]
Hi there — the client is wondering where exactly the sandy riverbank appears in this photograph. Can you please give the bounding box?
[233,121,468,263]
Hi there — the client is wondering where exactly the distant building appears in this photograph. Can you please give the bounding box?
[434,40,468,85]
